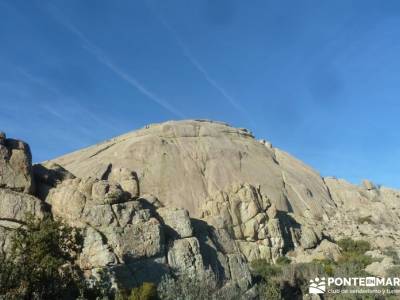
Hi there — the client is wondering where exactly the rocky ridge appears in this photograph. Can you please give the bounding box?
[1,120,400,295]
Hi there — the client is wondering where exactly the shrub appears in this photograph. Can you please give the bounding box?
[383,247,400,265]
[157,270,218,300]
[250,259,282,282]
[281,262,325,296]
[276,256,291,266]
[260,281,281,300]
[0,214,86,299]
[250,260,284,299]
[116,282,158,300]
[386,266,400,278]
[312,259,335,276]
[337,238,371,254]
[129,282,158,300]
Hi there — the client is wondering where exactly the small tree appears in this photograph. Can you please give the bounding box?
[0,214,85,299]
[157,270,218,300]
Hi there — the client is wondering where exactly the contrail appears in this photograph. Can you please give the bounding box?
[17,68,120,132]
[154,11,254,125]
[48,8,186,119]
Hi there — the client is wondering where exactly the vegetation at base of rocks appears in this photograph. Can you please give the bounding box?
[157,270,243,300]
[0,214,90,299]
[337,238,371,254]
[250,239,381,299]
[335,238,376,276]
[387,266,400,277]
[116,282,158,300]
[157,270,217,300]
[275,256,291,265]
[383,247,400,265]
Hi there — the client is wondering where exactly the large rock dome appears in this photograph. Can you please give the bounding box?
[51,120,334,219]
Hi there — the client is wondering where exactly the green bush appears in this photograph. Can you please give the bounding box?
[116,282,158,300]
[157,270,218,300]
[0,214,86,299]
[276,256,291,266]
[386,266,400,277]
[312,259,335,276]
[250,259,282,281]
[383,247,400,264]
[250,239,381,299]
[250,260,284,299]
[335,238,376,276]
[337,238,371,254]
[261,281,281,300]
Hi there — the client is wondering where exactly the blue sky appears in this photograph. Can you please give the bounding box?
[1,0,400,188]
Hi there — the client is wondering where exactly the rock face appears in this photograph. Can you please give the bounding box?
[2,120,400,295]
[323,177,400,248]
[44,121,400,281]
[0,133,47,255]
[0,132,34,193]
[51,120,335,220]
[0,189,47,226]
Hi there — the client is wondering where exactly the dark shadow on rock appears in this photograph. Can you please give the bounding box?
[191,218,227,283]
[100,163,113,180]
[32,163,75,200]
[115,254,170,288]
[276,210,301,254]
[281,281,303,300]
[135,198,179,246]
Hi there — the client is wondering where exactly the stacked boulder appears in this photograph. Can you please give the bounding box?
[0,131,34,194]
[32,161,253,291]
[0,132,47,253]
[201,183,331,264]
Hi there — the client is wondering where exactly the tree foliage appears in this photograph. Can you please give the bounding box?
[0,214,85,299]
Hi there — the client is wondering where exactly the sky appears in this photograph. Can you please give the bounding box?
[1,0,400,188]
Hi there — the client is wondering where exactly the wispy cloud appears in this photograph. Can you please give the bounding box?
[152,9,254,125]
[47,7,186,119]
[17,68,119,134]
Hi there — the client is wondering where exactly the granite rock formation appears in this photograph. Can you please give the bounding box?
[2,120,400,295]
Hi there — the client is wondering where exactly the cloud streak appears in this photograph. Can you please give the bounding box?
[48,8,186,119]
[17,68,120,134]
[153,11,254,125]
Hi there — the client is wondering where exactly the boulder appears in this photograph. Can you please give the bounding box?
[46,181,87,226]
[33,162,75,188]
[167,237,204,275]
[112,200,144,227]
[0,132,5,145]
[311,240,341,261]
[0,189,47,224]
[0,134,34,193]
[226,253,252,291]
[365,257,394,277]
[108,167,139,198]
[362,179,376,190]
[91,180,127,205]
[46,177,134,227]
[300,227,319,249]
[105,218,164,262]
[79,227,118,269]
[201,183,288,262]
[157,207,193,238]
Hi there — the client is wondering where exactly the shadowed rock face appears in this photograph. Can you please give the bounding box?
[50,120,335,220]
